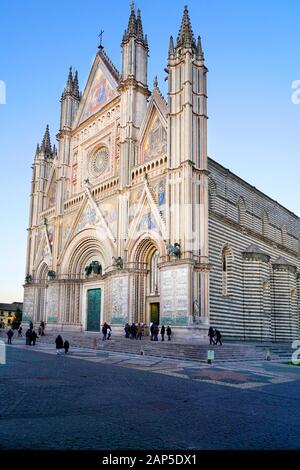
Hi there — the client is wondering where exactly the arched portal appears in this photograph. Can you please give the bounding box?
[60,232,112,329]
[131,237,162,325]
[35,262,48,323]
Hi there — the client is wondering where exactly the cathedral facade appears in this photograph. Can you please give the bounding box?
[23,4,300,341]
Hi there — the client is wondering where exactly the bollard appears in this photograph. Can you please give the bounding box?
[207,350,214,364]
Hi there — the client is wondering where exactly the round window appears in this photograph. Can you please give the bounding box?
[88,147,109,178]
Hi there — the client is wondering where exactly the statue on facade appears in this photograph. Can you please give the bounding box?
[112,256,124,269]
[48,270,56,280]
[192,299,201,324]
[167,243,181,258]
[25,274,32,284]
[85,261,102,276]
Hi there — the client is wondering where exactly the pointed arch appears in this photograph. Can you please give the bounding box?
[262,210,269,238]
[237,196,246,226]
[220,244,234,297]
[208,177,217,211]
[281,224,288,246]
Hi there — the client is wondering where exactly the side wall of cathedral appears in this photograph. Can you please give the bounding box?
[208,159,300,341]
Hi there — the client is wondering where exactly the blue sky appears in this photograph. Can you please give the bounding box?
[0,0,299,302]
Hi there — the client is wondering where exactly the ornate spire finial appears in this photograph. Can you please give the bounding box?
[131,0,135,12]
[176,5,196,50]
[153,76,158,89]
[197,35,204,59]
[41,124,52,156]
[169,35,175,56]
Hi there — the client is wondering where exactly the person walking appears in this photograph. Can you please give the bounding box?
[7,328,14,344]
[102,323,108,341]
[208,326,215,345]
[55,335,64,354]
[29,321,33,330]
[18,326,23,337]
[130,323,137,339]
[40,321,45,336]
[166,326,172,341]
[64,340,70,354]
[160,325,166,342]
[215,329,223,346]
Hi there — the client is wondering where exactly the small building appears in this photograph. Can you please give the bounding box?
[0,302,23,327]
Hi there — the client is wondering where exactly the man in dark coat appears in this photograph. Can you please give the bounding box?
[160,325,166,342]
[7,328,14,344]
[55,335,64,354]
[208,326,215,345]
[153,323,159,342]
[215,329,222,346]
[102,323,108,341]
[166,326,172,341]
[31,330,37,346]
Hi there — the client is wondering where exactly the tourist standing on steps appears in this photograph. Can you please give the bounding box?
[166,326,172,341]
[150,322,155,341]
[55,335,64,354]
[153,322,159,342]
[18,326,23,337]
[160,325,165,342]
[130,323,137,339]
[29,321,33,330]
[7,328,14,344]
[208,326,215,345]
[215,329,223,346]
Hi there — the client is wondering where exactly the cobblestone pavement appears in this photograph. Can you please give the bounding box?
[1,342,300,450]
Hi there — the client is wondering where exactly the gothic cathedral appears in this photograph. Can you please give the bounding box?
[24,4,300,341]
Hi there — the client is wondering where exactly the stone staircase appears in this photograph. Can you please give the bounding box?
[36,332,279,363]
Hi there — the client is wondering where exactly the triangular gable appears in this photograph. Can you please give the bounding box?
[126,179,167,250]
[139,102,167,163]
[58,190,116,265]
[74,51,119,127]
[34,228,52,270]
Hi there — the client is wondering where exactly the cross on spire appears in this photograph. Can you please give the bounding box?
[98,30,104,49]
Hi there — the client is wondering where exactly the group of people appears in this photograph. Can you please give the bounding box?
[208,327,223,345]
[6,321,46,345]
[102,322,112,341]
[124,322,172,341]
[55,335,70,355]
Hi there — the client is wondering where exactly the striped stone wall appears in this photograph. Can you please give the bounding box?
[208,159,300,342]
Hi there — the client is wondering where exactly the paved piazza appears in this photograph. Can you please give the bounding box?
[1,339,300,450]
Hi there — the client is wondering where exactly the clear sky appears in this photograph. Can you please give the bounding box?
[0,0,299,302]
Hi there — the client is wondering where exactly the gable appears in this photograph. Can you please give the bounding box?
[76,54,119,126]
[141,109,167,163]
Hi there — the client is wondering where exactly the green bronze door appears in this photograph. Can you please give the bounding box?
[87,289,101,332]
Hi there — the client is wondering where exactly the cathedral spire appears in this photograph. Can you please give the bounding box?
[176,5,196,50]
[197,35,204,59]
[41,125,52,156]
[136,8,144,41]
[169,35,175,56]
[73,70,80,98]
[66,66,73,93]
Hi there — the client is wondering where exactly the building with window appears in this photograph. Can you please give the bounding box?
[0,303,23,327]
[23,4,300,341]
